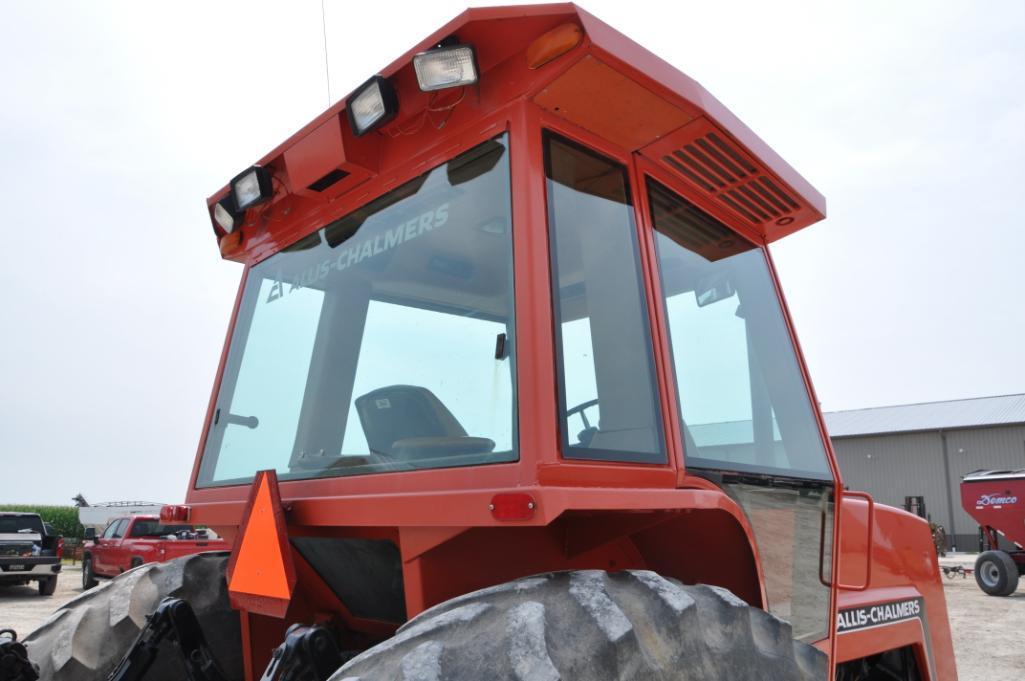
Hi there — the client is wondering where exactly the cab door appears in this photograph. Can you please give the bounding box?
[639,175,839,645]
[94,518,128,574]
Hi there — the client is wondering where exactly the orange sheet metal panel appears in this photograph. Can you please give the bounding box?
[533,54,696,152]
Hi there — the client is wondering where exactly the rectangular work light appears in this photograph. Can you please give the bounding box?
[413,45,478,92]
[346,75,398,136]
[212,197,242,234]
[230,166,273,211]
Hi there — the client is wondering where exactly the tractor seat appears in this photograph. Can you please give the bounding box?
[354,385,495,462]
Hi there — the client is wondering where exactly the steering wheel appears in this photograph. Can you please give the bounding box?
[565,398,599,429]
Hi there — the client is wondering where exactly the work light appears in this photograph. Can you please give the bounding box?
[413,45,478,91]
[212,197,243,233]
[346,76,398,136]
[231,166,273,211]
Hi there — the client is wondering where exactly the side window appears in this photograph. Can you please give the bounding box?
[101,521,120,539]
[647,180,831,479]
[545,132,665,463]
[109,519,128,539]
[130,521,156,538]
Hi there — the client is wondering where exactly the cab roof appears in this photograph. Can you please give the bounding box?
[208,4,824,259]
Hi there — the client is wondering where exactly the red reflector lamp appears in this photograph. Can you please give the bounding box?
[160,504,191,523]
[490,493,536,521]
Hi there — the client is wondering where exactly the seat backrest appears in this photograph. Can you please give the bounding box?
[354,385,467,456]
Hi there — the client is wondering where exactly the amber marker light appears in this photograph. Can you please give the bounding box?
[219,230,244,258]
[526,23,583,69]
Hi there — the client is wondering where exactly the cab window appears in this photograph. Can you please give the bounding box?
[647,180,831,479]
[545,132,665,464]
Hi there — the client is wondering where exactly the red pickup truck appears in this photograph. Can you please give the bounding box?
[81,515,228,589]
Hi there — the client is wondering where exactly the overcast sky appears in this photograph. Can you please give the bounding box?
[1,0,1022,505]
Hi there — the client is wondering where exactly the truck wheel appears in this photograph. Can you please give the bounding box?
[23,552,241,681]
[38,576,58,596]
[975,550,1019,596]
[130,557,144,569]
[331,570,827,680]
[81,556,97,590]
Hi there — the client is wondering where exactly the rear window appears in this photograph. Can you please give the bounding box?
[0,515,44,535]
[129,522,196,538]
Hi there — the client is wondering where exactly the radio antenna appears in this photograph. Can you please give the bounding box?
[321,0,332,106]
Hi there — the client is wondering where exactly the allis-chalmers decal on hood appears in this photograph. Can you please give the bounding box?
[975,492,1019,507]
[837,597,923,633]
[837,596,935,677]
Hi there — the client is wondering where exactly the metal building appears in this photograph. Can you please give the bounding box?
[825,394,1025,550]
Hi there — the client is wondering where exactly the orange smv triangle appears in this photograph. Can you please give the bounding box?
[229,471,294,604]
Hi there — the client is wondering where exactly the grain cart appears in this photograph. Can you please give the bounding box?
[961,469,1025,596]
[20,5,957,680]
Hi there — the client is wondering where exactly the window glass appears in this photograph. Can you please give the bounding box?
[198,135,516,486]
[647,179,835,642]
[545,133,665,463]
[0,515,44,534]
[647,180,831,479]
[130,522,194,538]
[110,519,128,539]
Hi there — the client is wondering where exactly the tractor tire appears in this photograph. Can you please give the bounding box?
[22,552,241,680]
[38,576,57,596]
[330,570,827,680]
[81,556,97,590]
[975,550,1019,596]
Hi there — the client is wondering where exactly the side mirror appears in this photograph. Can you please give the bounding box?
[83,527,96,541]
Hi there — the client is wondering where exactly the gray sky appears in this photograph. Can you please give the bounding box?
[1,0,1022,505]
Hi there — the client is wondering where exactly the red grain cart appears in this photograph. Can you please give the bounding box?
[18,5,957,681]
[961,469,1025,596]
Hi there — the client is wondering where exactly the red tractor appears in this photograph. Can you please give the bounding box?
[961,469,1025,596]
[20,5,956,680]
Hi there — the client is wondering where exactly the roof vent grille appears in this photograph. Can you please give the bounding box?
[661,132,801,226]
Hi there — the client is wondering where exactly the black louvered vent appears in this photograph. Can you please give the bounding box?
[662,132,800,225]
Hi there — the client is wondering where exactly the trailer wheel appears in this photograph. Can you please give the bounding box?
[975,550,1019,596]
[330,570,827,680]
[23,552,241,680]
[38,576,58,596]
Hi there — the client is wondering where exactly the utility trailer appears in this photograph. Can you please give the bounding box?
[961,469,1025,596]
[17,5,957,681]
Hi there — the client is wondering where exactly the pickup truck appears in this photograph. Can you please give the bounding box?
[0,511,62,596]
[81,514,228,589]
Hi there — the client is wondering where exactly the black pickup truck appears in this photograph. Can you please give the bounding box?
[0,512,62,595]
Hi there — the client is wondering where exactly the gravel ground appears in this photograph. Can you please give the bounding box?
[2,561,1023,679]
[1,565,82,635]
[939,554,1025,679]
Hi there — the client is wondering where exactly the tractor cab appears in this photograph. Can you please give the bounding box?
[140,5,958,680]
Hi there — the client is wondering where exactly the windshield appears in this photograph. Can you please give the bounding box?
[198,134,516,487]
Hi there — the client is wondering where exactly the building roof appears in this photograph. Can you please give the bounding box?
[824,394,1025,438]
